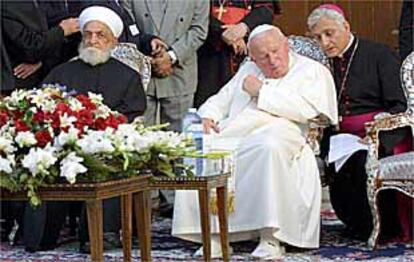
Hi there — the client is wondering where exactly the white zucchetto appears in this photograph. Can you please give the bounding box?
[247,24,279,47]
[79,6,124,38]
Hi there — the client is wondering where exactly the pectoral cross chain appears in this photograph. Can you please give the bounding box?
[216,3,227,20]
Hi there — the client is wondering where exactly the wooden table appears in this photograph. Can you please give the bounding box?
[1,175,152,262]
[150,173,230,262]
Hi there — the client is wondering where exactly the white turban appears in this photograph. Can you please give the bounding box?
[79,6,124,38]
[247,24,282,48]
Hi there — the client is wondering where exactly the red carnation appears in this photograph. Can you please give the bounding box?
[106,114,120,129]
[55,102,73,116]
[33,111,45,123]
[94,117,107,130]
[76,94,97,111]
[116,114,128,124]
[14,119,31,132]
[0,111,9,127]
[74,122,85,134]
[47,113,60,129]
[76,109,94,127]
[12,111,24,120]
[35,130,52,147]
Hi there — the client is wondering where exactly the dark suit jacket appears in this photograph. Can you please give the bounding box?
[399,0,413,60]
[1,0,65,89]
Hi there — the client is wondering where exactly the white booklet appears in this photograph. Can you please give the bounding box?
[328,133,368,172]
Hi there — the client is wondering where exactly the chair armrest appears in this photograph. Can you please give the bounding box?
[364,112,412,161]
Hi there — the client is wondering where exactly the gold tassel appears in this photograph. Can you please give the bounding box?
[209,193,235,215]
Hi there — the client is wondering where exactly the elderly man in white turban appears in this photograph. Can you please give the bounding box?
[172,24,338,260]
[44,5,146,120]
[42,6,147,253]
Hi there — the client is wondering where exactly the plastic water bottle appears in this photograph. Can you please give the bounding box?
[182,108,203,176]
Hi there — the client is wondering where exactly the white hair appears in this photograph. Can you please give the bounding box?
[78,41,111,66]
[307,8,346,30]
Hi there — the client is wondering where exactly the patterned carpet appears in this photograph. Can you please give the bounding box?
[0,209,413,262]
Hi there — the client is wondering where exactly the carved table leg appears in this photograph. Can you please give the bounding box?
[86,199,104,262]
[217,185,230,262]
[121,194,132,262]
[134,190,152,261]
[198,188,211,262]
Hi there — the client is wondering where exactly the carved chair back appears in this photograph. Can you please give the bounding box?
[111,42,152,92]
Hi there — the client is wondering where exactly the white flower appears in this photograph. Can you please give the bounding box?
[77,130,114,154]
[144,131,184,148]
[54,126,79,149]
[40,99,57,112]
[4,89,28,109]
[94,104,112,119]
[88,92,104,104]
[59,114,77,128]
[22,147,57,176]
[60,152,87,184]
[0,136,16,154]
[28,89,49,108]
[15,131,37,147]
[0,156,14,174]
[112,124,142,152]
[68,97,84,111]
[0,124,15,140]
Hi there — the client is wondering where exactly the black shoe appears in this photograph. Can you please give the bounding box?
[158,204,173,218]
[79,242,90,254]
[25,243,57,253]
[79,233,122,254]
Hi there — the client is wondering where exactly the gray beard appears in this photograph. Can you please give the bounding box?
[78,43,111,66]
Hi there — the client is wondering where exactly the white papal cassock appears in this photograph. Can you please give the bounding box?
[172,51,338,248]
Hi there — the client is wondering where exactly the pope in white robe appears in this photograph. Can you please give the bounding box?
[172,25,338,260]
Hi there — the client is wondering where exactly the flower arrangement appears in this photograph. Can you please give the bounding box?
[0,86,197,206]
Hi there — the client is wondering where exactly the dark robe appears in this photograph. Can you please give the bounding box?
[193,0,281,108]
[44,57,146,120]
[399,0,413,61]
[0,37,15,94]
[1,0,66,89]
[322,37,410,240]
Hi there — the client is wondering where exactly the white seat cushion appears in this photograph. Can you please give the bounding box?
[378,151,414,180]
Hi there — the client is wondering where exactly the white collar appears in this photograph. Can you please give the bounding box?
[338,34,354,58]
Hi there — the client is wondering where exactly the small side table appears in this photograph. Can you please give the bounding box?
[1,175,152,262]
[150,173,230,262]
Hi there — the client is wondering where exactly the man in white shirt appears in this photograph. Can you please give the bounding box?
[172,24,338,260]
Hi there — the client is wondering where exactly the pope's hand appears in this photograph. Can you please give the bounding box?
[243,75,263,97]
[202,118,220,134]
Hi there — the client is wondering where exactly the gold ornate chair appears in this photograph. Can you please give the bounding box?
[364,51,414,249]
[111,42,152,92]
